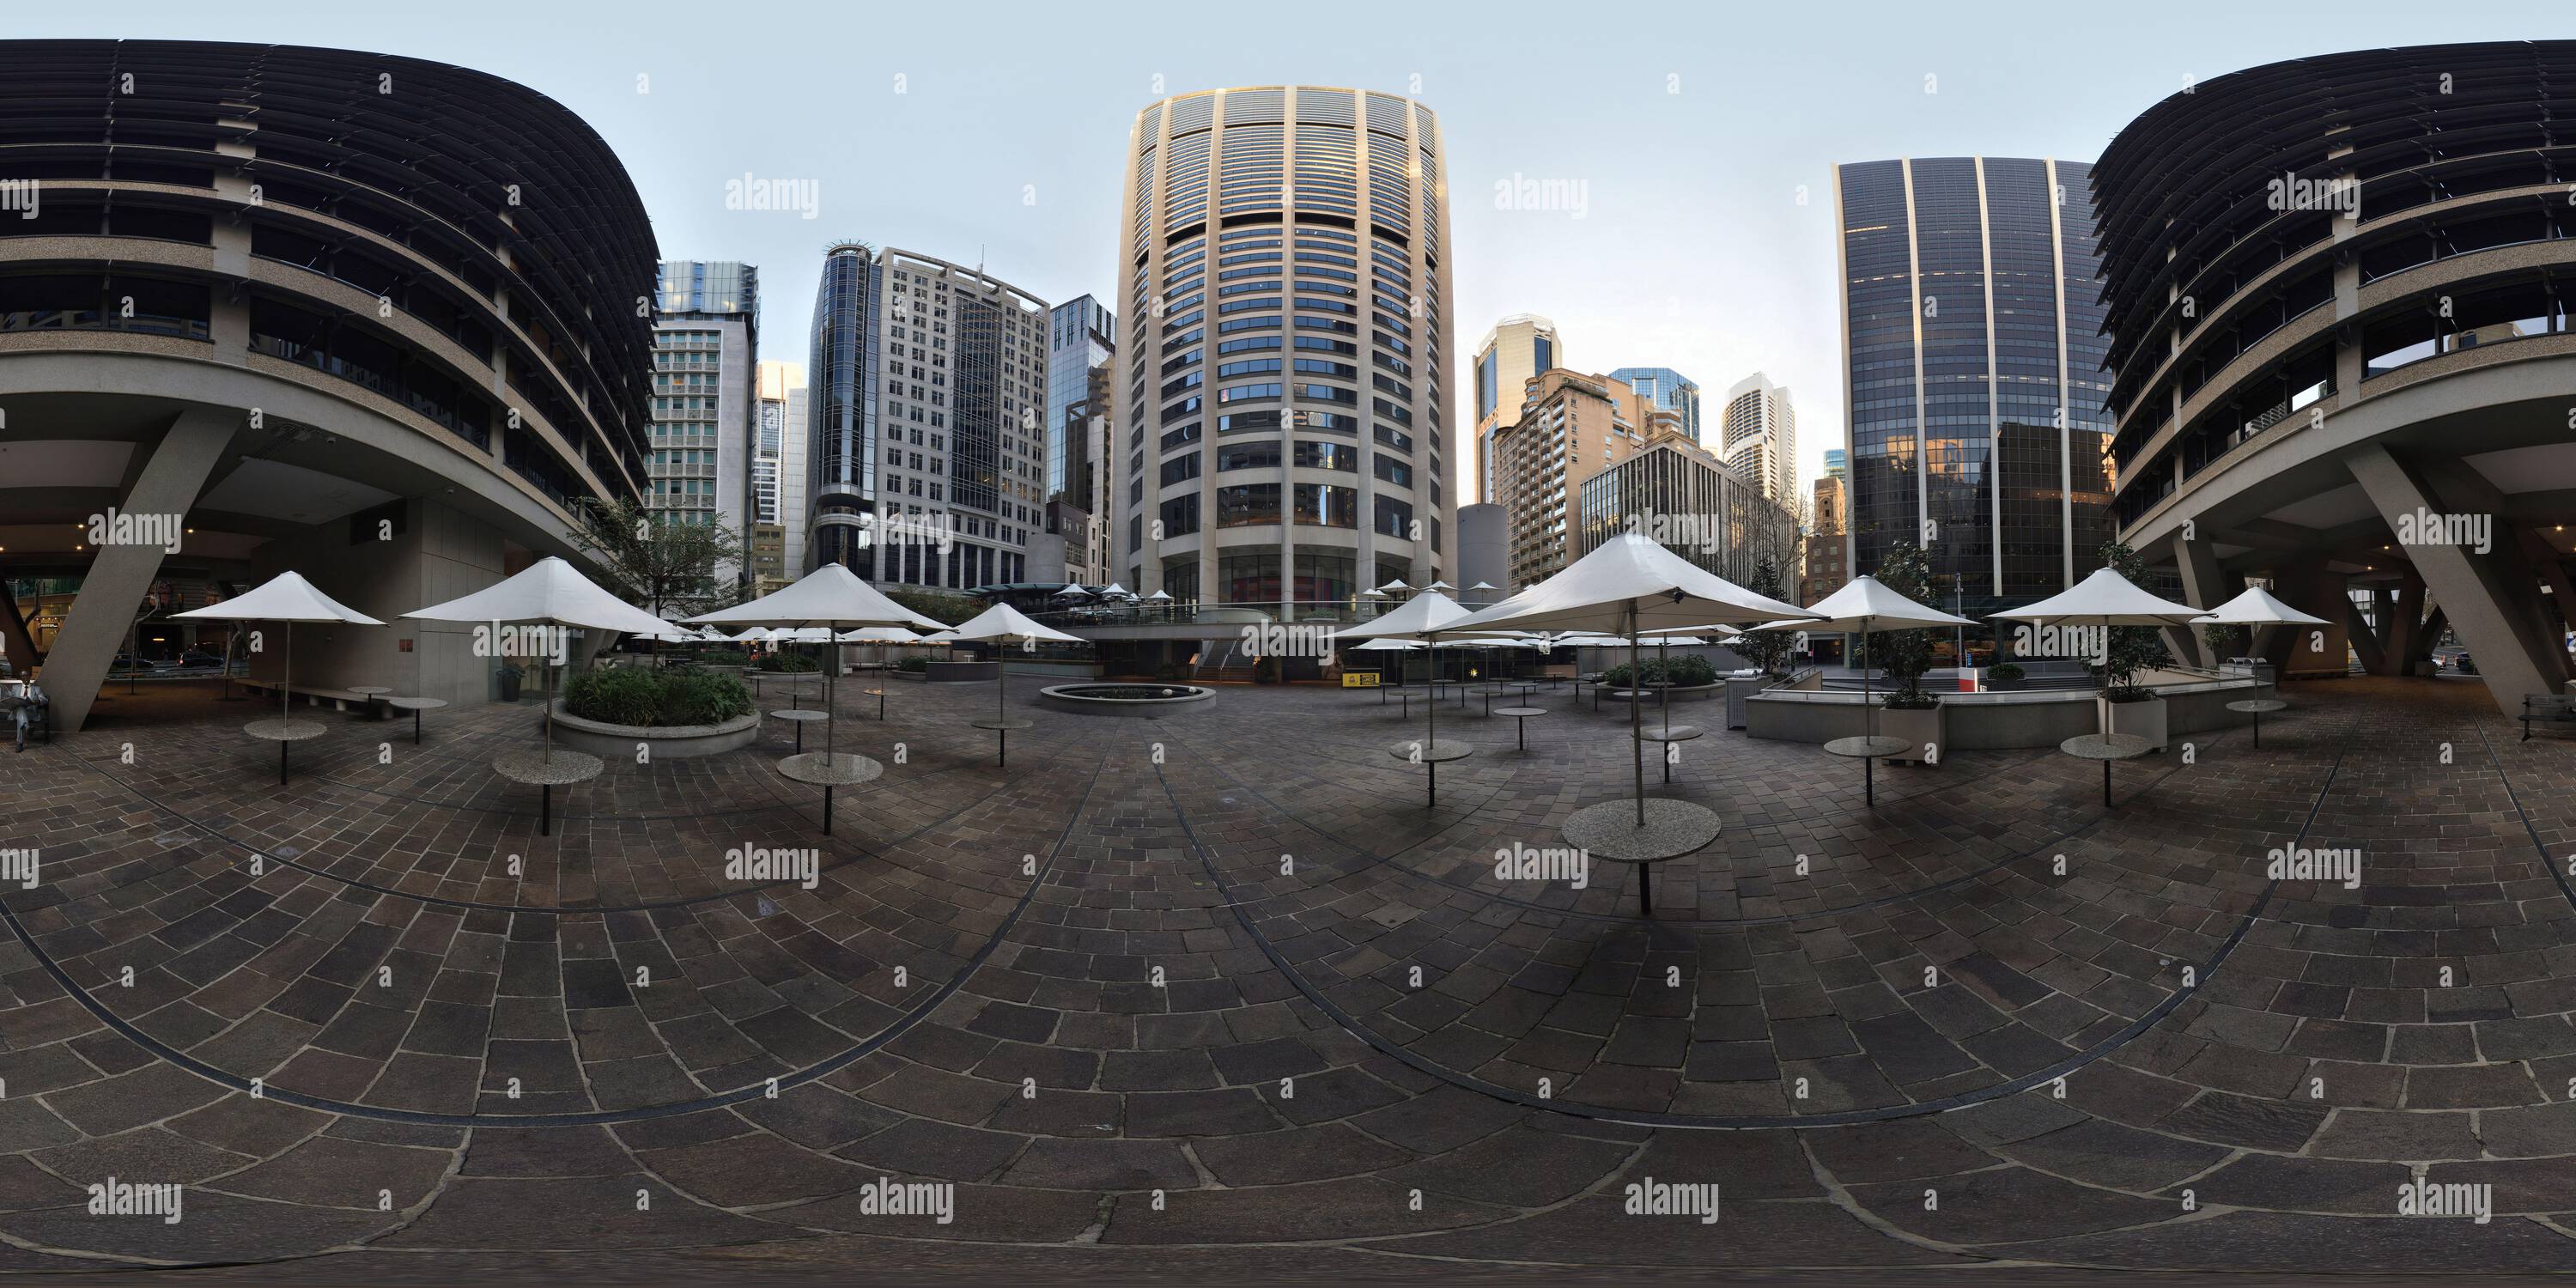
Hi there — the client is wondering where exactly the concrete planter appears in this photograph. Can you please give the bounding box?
[2100,693,2168,751]
[926,660,999,683]
[1879,702,1946,764]
[547,702,760,760]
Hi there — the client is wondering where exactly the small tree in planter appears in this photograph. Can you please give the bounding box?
[1866,542,1944,762]
[1730,555,1798,677]
[2088,541,2174,750]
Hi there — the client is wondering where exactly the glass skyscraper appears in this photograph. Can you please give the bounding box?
[1607,367,1700,445]
[1834,156,2114,626]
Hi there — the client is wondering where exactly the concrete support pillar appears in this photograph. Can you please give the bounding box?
[2170,530,2232,667]
[2386,570,2431,676]
[2342,594,2389,675]
[46,408,239,732]
[2519,526,2576,650]
[2267,554,2349,677]
[0,580,37,677]
[2347,443,2565,713]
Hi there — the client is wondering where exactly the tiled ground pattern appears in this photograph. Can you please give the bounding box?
[0,674,2572,1274]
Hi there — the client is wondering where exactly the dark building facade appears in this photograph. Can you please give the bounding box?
[1834,156,2114,633]
[2094,40,2576,711]
[0,39,657,729]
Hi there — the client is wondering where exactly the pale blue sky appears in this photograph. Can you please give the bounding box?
[10,0,2568,501]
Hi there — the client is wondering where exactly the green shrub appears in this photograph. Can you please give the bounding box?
[564,666,751,726]
[693,649,749,665]
[1986,661,2025,682]
[1599,655,1718,688]
[756,651,819,672]
[896,655,931,673]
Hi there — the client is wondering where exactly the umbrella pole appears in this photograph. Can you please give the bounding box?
[1862,618,1874,741]
[1629,602,1645,828]
[544,653,555,765]
[281,624,292,786]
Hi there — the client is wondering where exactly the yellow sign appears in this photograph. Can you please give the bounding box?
[1341,671,1381,688]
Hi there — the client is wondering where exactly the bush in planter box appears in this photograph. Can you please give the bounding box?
[563,667,751,726]
[1864,541,1943,707]
[1985,661,2026,690]
[2084,541,2172,702]
[755,652,819,673]
[896,655,931,673]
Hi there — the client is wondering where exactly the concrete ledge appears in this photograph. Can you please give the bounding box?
[927,661,999,683]
[1748,678,2275,750]
[546,703,759,760]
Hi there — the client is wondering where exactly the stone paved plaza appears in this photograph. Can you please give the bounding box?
[3,672,2574,1280]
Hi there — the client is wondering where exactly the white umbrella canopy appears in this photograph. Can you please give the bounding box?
[947,603,1086,645]
[1778,575,1976,635]
[1378,579,1413,593]
[172,571,385,626]
[1448,534,1814,635]
[173,572,386,754]
[838,626,922,643]
[1348,637,1423,651]
[686,562,943,631]
[1426,580,1456,592]
[1054,584,1093,598]
[2192,586,2328,626]
[1449,533,1819,836]
[1336,590,1475,641]
[1146,589,1172,601]
[403,556,671,636]
[1990,568,2203,627]
[733,627,773,642]
[1097,581,1131,598]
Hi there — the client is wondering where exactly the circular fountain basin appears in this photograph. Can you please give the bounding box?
[1040,683,1216,717]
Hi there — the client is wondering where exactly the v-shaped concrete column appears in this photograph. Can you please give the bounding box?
[2347,443,2567,714]
[44,407,238,732]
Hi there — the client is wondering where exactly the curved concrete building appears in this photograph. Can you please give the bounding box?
[1112,86,1455,613]
[0,39,656,730]
[2096,40,2576,712]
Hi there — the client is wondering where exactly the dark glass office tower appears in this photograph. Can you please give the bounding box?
[807,242,884,576]
[1834,156,2113,626]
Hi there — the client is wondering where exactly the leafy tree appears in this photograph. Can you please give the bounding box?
[568,498,744,622]
[1730,555,1797,677]
[886,587,981,626]
[1868,541,1941,707]
[2088,541,2172,701]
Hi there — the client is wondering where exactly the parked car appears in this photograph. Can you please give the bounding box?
[107,654,151,673]
[179,649,226,668]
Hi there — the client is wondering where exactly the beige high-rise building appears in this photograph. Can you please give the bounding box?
[1472,313,1561,504]
[1489,369,1653,588]
[1803,474,1848,605]
[1720,371,1797,504]
[1111,86,1455,613]
[1575,427,1801,586]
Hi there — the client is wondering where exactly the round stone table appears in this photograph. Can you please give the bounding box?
[1824,734,1911,807]
[2062,732,2154,808]
[1388,738,1471,809]
[385,696,447,745]
[971,718,1035,768]
[1493,706,1546,751]
[778,750,884,836]
[769,708,826,752]
[1640,725,1704,784]
[348,684,392,708]
[244,718,325,786]
[492,746,603,836]
[1563,798,1722,918]
[2227,698,2287,749]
